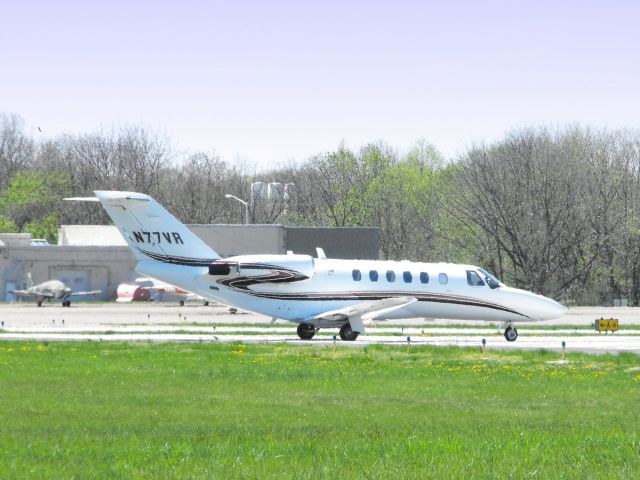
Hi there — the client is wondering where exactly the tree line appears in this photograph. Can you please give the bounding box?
[2,112,640,306]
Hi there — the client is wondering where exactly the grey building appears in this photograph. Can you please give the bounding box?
[1,233,135,302]
[284,227,379,259]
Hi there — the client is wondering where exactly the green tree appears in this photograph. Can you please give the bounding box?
[0,170,72,243]
[22,213,59,243]
[430,163,487,266]
[406,138,446,171]
[361,157,432,259]
[0,214,18,233]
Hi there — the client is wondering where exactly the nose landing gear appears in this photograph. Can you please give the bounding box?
[503,324,518,342]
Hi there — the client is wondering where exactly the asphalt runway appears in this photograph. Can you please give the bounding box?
[1,302,639,354]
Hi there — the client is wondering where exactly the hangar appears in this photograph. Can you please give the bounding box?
[1,226,379,302]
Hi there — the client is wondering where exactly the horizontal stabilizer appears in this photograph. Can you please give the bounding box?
[65,194,149,205]
[64,197,100,202]
[8,289,54,299]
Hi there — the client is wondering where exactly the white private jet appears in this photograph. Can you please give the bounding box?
[68,191,566,341]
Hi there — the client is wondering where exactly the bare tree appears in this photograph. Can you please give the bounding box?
[0,113,34,190]
[448,127,630,300]
[164,153,252,224]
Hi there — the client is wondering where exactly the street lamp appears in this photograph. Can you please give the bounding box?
[224,194,249,224]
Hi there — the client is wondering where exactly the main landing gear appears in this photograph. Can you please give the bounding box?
[62,300,71,307]
[296,323,360,341]
[503,323,518,342]
[296,323,317,340]
[339,323,359,341]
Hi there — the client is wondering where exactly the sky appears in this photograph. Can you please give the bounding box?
[2,0,639,167]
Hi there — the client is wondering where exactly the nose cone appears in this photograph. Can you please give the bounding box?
[525,293,567,320]
[501,287,566,321]
[536,297,566,320]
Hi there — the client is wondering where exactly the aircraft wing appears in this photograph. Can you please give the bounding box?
[9,289,55,299]
[306,296,417,333]
[68,290,102,297]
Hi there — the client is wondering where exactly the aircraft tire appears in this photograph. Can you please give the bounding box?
[37,300,43,307]
[203,301,210,307]
[297,323,316,340]
[504,326,518,342]
[179,300,185,307]
[62,300,71,308]
[339,323,359,341]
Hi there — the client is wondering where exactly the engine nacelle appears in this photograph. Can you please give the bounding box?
[209,254,316,279]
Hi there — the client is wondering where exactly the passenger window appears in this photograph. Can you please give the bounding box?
[369,270,378,282]
[386,270,396,282]
[466,270,485,287]
[403,271,412,283]
[352,269,361,281]
[438,273,448,285]
[420,272,429,284]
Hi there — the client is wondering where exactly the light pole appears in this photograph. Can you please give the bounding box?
[224,194,249,224]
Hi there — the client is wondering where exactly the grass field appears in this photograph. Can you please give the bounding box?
[0,342,639,479]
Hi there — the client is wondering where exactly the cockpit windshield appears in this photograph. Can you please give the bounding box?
[478,268,503,289]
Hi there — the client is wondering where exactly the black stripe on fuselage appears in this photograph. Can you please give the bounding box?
[139,249,217,266]
[138,249,303,273]
[220,270,309,289]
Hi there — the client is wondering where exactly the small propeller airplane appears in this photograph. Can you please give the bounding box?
[67,191,566,341]
[135,277,211,306]
[9,273,101,307]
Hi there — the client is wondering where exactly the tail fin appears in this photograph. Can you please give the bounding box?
[93,191,220,264]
